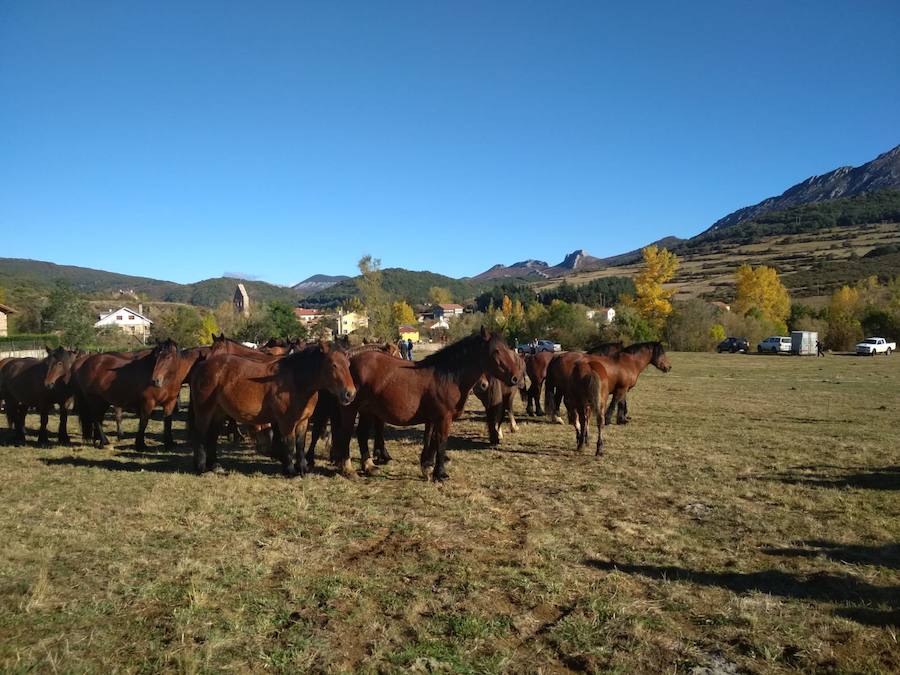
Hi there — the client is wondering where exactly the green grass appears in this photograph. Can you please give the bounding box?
[1,353,898,672]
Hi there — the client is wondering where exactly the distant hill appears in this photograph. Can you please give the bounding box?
[292,274,350,296]
[0,258,301,308]
[704,144,900,234]
[303,268,491,307]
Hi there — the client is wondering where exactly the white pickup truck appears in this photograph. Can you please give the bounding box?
[855,337,895,355]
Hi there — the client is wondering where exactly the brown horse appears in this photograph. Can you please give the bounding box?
[73,339,201,449]
[1,347,79,446]
[473,353,526,445]
[590,341,671,425]
[189,342,355,476]
[333,327,520,481]
[523,351,554,416]
[561,358,609,455]
[543,351,589,424]
[305,342,401,468]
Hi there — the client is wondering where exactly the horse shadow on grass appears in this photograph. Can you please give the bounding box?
[585,558,900,627]
[761,540,900,570]
[760,465,900,490]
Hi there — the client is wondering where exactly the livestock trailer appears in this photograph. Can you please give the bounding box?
[791,330,817,356]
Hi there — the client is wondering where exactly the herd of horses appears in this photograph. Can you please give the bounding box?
[0,329,671,481]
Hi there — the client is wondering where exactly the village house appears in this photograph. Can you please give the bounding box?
[335,309,368,336]
[432,303,464,320]
[586,307,616,324]
[0,302,16,337]
[398,324,420,342]
[233,284,250,317]
[293,307,326,326]
[95,306,153,339]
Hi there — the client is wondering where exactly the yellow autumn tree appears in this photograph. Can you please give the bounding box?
[428,286,453,305]
[733,264,790,326]
[200,313,220,345]
[634,245,679,331]
[391,300,417,328]
[826,284,862,350]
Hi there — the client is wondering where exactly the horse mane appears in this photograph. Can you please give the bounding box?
[622,341,664,358]
[418,331,497,373]
[346,343,392,357]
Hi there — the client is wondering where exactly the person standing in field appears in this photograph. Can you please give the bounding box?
[816,339,826,357]
[398,337,408,360]
[407,338,414,361]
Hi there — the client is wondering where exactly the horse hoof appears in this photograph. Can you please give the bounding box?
[553,416,564,425]
[420,464,433,481]
[432,469,450,482]
[211,464,226,474]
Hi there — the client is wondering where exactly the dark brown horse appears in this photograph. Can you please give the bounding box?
[333,327,520,481]
[473,353,526,445]
[305,342,401,468]
[586,341,625,356]
[543,351,589,424]
[0,347,79,446]
[189,342,355,476]
[523,351,554,416]
[590,342,671,424]
[560,358,609,455]
[73,339,202,449]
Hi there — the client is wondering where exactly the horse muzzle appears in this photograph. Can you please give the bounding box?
[339,388,357,405]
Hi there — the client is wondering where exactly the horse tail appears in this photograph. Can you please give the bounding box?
[543,373,556,419]
[588,370,602,422]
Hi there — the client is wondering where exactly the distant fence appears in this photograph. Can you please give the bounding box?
[0,341,52,359]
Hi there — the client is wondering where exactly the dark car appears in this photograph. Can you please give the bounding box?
[717,337,749,353]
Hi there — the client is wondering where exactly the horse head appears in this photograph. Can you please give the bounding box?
[317,341,357,405]
[651,342,672,372]
[480,326,520,388]
[44,346,77,389]
[151,339,180,387]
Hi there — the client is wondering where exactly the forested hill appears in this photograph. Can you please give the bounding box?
[301,268,492,307]
[0,258,300,308]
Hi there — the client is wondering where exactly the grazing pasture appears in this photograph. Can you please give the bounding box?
[0,352,897,672]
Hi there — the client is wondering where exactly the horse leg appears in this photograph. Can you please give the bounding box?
[374,418,391,464]
[487,405,500,446]
[293,419,310,478]
[553,389,565,425]
[356,414,376,475]
[135,407,150,451]
[432,416,453,482]
[115,407,124,441]
[534,382,545,417]
[162,401,176,450]
[507,395,518,434]
[604,393,618,426]
[334,408,357,478]
[58,402,71,446]
[595,405,605,457]
[616,395,628,425]
[13,403,28,445]
[37,406,51,447]
[306,411,327,468]
[420,423,435,480]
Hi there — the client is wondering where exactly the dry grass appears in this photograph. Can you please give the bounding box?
[536,221,900,301]
[1,353,898,672]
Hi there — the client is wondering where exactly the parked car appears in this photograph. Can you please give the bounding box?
[855,337,895,356]
[757,336,792,354]
[517,339,562,354]
[717,337,749,353]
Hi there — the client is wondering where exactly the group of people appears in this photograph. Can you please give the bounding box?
[397,337,415,361]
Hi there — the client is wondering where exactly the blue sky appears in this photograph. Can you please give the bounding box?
[1,1,898,286]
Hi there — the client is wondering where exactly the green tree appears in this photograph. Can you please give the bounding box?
[152,306,205,346]
[428,286,453,305]
[664,299,718,351]
[357,255,392,339]
[268,301,306,339]
[41,281,94,347]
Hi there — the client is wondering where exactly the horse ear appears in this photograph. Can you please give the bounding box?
[46,346,53,355]
[480,325,490,340]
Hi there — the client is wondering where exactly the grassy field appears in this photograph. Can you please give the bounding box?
[1,353,898,673]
